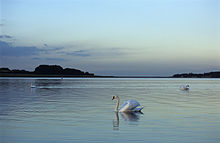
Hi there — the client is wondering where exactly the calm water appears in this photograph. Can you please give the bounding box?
[0,78,220,143]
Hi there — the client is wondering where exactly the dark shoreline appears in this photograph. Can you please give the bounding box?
[1,65,219,78]
[1,73,219,78]
[0,73,169,78]
[1,72,220,78]
[0,73,103,78]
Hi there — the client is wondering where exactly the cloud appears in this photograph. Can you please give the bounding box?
[0,35,15,42]
[45,57,67,61]
[40,46,64,54]
[32,57,41,60]
[0,40,67,58]
[32,57,67,62]
[0,35,13,39]
[62,45,126,59]
[0,40,41,57]
[66,50,91,57]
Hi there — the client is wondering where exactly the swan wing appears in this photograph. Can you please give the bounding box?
[132,106,144,112]
[119,100,141,112]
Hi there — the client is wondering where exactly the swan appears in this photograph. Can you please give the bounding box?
[30,83,36,88]
[180,84,189,90]
[112,96,143,112]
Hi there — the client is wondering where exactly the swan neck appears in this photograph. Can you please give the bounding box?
[115,97,119,112]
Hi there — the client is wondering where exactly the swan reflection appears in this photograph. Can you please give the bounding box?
[113,111,142,130]
[120,112,142,121]
[113,112,119,130]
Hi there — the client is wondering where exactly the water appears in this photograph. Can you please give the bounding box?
[0,78,220,143]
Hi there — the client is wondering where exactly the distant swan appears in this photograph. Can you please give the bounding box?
[30,83,36,88]
[180,84,189,90]
[112,96,143,112]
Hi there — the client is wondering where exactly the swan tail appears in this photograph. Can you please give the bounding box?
[133,106,144,112]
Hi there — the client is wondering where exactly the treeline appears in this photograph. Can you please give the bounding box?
[0,65,95,77]
[172,71,220,78]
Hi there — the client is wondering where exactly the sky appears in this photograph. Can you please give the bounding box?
[0,0,219,76]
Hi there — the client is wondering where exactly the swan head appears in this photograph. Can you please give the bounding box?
[112,96,118,100]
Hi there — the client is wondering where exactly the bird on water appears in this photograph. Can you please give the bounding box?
[112,96,144,112]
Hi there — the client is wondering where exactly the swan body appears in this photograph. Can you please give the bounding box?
[112,96,143,112]
[180,84,189,90]
[30,83,36,88]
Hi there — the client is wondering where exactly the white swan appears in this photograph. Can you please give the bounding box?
[180,84,189,90]
[30,83,36,88]
[112,96,143,112]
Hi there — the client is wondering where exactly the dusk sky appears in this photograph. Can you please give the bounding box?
[0,0,219,76]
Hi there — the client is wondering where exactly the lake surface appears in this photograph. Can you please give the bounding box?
[0,78,220,143]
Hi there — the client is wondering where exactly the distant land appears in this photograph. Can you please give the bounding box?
[0,65,220,78]
[172,72,220,78]
[0,65,98,77]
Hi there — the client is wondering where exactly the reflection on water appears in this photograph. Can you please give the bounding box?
[113,111,142,130]
[120,111,142,122]
[113,112,119,130]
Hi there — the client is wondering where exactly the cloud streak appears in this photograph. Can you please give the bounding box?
[66,50,91,57]
[0,35,13,39]
[0,40,41,57]
[0,40,66,57]
[32,57,67,62]
[62,45,125,59]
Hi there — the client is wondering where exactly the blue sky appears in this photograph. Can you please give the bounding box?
[0,0,219,76]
